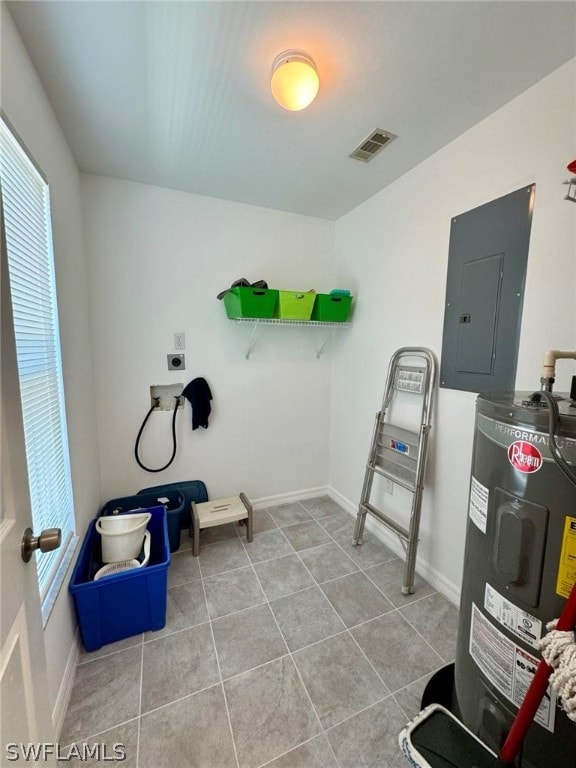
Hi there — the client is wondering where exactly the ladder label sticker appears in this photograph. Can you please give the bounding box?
[389,438,410,455]
[555,515,576,599]
[469,476,489,533]
[394,366,425,394]
[469,604,556,732]
[484,583,542,647]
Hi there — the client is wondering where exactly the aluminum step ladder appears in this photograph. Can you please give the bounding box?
[353,347,437,594]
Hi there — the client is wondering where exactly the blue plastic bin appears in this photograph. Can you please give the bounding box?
[138,480,208,537]
[101,490,185,553]
[69,506,169,652]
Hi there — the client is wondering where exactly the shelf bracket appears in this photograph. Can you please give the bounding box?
[245,323,259,359]
[316,329,335,359]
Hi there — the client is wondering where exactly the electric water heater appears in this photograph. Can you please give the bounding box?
[454,391,576,767]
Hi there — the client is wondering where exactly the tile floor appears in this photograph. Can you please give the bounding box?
[60,496,459,768]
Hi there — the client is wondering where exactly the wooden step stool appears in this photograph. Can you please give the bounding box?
[190,492,253,556]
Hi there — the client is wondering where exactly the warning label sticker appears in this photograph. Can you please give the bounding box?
[469,604,556,732]
[484,583,542,648]
[556,516,576,599]
[469,476,489,533]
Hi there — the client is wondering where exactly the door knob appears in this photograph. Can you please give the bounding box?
[21,527,61,563]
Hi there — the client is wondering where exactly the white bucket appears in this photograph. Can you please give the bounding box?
[96,512,151,563]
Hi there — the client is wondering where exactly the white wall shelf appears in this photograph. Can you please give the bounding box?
[229,317,352,359]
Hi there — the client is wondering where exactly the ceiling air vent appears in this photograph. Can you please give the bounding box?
[349,129,396,163]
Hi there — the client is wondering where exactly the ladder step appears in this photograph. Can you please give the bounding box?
[365,462,415,492]
[361,502,410,541]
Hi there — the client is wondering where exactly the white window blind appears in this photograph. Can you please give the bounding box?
[0,117,75,601]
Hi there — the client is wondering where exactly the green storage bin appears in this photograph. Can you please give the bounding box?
[311,294,353,322]
[223,286,278,319]
[276,291,316,320]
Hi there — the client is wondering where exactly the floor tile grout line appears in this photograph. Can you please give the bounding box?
[207,597,268,624]
[143,617,212,643]
[318,513,402,578]
[245,558,327,756]
[360,558,435,609]
[396,605,448,666]
[256,731,344,768]
[392,691,413,723]
[76,636,144,666]
[251,506,345,768]
[59,716,141,752]
[289,512,441,709]
[197,551,242,768]
[344,621,394,695]
[135,639,144,768]
[219,651,293,685]
[138,681,224,720]
[322,690,396,735]
[255,733,326,768]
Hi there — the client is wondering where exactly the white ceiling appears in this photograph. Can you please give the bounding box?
[7,1,576,220]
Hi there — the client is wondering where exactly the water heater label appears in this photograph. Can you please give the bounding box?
[484,583,542,647]
[469,476,489,533]
[556,515,576,599]
[470,605,556,732]
[507,440,543,473]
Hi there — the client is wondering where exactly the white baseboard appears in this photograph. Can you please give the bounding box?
[252,485,330,510]
[328,487,461,607]
[52,628,80,739]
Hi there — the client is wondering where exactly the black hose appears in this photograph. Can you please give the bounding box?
[536,391,576,487]
[134,396,181,473]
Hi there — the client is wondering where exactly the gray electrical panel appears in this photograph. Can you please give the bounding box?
[440,184,534,392]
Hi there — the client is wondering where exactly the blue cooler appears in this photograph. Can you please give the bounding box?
[138,480,208,545]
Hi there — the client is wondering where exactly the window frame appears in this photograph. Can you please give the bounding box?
[1,112,77,623]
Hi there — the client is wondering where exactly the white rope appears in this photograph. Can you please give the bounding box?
[538,619,576,722]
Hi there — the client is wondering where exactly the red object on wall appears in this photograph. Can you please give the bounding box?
[568,159,576,174]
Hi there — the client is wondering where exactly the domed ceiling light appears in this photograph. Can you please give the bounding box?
[270,50,319,111]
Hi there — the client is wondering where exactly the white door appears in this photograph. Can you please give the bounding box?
[0,230,55,762]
